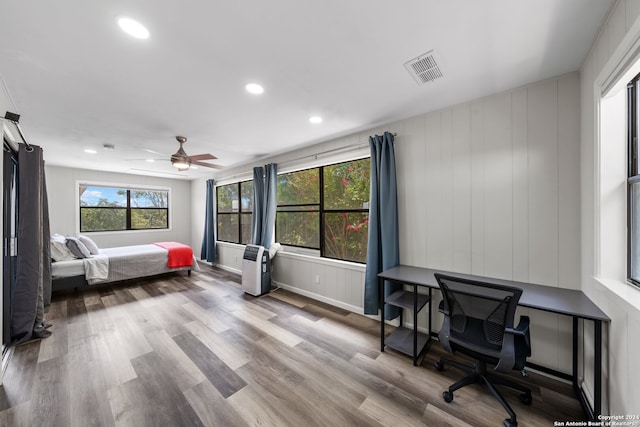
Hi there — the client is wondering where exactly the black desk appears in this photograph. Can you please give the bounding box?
[378,265,610,420]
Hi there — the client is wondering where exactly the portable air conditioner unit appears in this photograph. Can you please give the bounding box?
[241,244,271,296]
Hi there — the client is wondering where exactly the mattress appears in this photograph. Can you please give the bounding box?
[51,258,85,277]
[51,244,199,285]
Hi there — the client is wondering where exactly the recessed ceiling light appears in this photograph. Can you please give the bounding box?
[309,116,323,124]
[245,83,264,95]
[146,159,155,163]
[84,149,97,154]
[117,17,150,39]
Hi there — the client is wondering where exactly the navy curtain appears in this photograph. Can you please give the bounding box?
[364,132,400,319]
[251,167,265,244]
[251,163,277,248]
[201,179,216,263]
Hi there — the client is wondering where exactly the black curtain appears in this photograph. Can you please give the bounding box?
[11,144,51,344]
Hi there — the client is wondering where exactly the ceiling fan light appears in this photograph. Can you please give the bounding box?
[172,158,190,169]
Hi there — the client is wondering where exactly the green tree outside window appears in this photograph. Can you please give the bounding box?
[79,185,168,232]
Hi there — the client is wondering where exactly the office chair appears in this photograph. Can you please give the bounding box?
[433,273,532,427]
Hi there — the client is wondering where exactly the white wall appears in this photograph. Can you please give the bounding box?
[206,72,581,375]
[580,0,640,415]
[46,165,192,248]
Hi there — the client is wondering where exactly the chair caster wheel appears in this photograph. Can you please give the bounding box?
[519,392,532,405]
[442,390,453,403]
[503,419,517,427]
[435,361,444,371]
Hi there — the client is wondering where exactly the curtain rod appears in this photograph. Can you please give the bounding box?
[221,131,397,181]
[277,131,397,167]
[4,111,33,152]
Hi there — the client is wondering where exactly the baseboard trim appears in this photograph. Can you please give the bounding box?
[272,280,403,328]
[213,263,241,275]
[273,280,364,315]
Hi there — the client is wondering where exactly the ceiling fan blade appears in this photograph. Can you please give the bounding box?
[189,153,217,161]
[192,160,225,170]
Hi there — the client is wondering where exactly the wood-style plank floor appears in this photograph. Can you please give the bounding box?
[0,264,584,426]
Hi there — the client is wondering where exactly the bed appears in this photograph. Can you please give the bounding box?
[51,242,200,291]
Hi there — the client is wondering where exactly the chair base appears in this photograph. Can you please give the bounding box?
[435,358,532,427]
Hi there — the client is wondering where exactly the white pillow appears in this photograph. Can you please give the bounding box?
[51,234,75,261]
[65,236,91,259]
[78,234,99,255]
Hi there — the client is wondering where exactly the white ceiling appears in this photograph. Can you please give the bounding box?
[0,0,613,179]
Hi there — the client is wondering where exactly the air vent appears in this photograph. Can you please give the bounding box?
[404,50,444,86]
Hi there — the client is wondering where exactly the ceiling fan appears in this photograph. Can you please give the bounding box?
[170,136,224,171]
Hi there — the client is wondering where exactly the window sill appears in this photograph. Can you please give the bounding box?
[279,245,320,257]
[216,241,245,248]
[593,276,640,310]
[79,228,172,236]
[276,249,366,271]
[214,241,366,270]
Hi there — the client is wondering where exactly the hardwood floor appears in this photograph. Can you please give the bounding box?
[0,264,584,426]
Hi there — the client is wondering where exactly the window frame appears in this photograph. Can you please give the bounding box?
[276,168,321,251]
[78,182,170,233]
[627,73,640,288]
[216,180,253,244]
[276,157,370,264]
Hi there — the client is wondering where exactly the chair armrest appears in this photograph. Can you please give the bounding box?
[505,316,531,356]
[504,316,530,336]
[438,299,448,315]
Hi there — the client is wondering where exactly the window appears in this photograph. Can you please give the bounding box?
[276,168,320,249]
[628,73,640,287]
[322,159,370,263]
[79,185,168,232]
[276,158,370,263]
[216,180,253,244]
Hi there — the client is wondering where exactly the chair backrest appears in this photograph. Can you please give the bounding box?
[435,273,523,372]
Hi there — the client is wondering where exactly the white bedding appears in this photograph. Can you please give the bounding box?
[51,258,85,277]
[51,244,200,285]
[83,254,109,282]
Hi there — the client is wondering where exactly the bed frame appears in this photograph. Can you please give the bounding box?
[51,242,197,292]
[52,268,192,292]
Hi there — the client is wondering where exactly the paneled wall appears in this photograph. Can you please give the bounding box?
[394,73,578,374]
[580,0,640,414]
[396,76,580,289]
[46,165,192,248]
[208,72,581,375]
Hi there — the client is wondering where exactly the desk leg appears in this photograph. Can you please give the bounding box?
[428,288,432,338]
[573,317,578,390]
[380,278,385,352]
[413,284,418,366]
[594,319,602,417]
[573,316,602,420]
